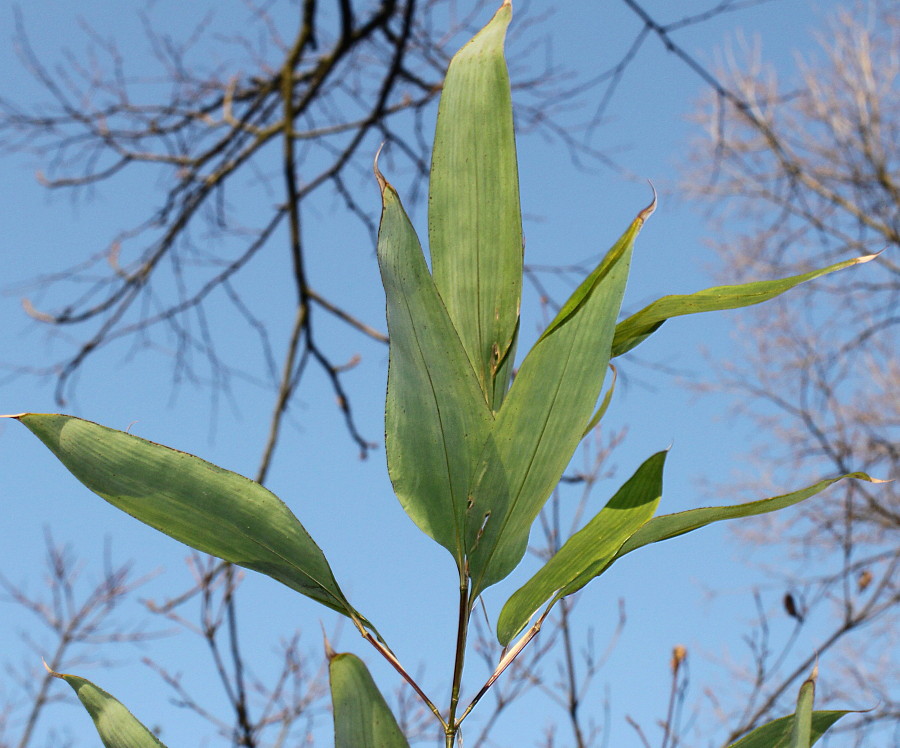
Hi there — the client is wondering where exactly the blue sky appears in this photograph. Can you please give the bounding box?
[0,1,864,746]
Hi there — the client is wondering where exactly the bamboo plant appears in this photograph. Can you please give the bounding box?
[4,3,880,745]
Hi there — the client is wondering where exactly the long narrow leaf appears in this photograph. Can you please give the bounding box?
[9,414,361,621]
[728,712,850,748]
[611,254,878,357]
[466,200,655,598]
[497,451,666,645]
[376,169,494,565]
[45,665,167,748]
[611,472,879,564]
[727,659,859,748]
[429,0,523,411]
[330,652,409,748]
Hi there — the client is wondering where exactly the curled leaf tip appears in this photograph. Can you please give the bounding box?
[42,658,63,679]
[637,181,658,224]
[373,142,387,191]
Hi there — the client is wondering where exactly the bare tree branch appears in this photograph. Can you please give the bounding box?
[676,0,899,739]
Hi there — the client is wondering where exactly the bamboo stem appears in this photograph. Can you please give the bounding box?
[445,580,472,745]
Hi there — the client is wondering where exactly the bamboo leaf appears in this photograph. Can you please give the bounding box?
[729,709,851,748]
[429,0,523,411]
[497,451,666,645]
[376,170,494,565]
[610,472,880,565]
[728,712,850,748]
[45,665,167,748]
[790,666,817,748]
[727,663,861,747]
[330,652,409,748]
[466,200,655,599]
[611,254,879,358]
[10,414,362,621]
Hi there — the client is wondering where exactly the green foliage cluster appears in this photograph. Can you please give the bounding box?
[6,4,878,745]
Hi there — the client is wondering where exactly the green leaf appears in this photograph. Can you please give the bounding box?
[429,0,523,411]
[728,712,850,748]
[728,665,861,747]
[330,652,409,748]
[46,666,167,747]
[466,201,655,599]
[376,173,494,565]
[611,253,879,358]
[790,668,816,748]
[611,472,879,564]
[11,413,361,621]
[497,450,666,645]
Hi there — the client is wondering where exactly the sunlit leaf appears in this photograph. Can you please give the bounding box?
[728,712,850,748]
[430,0,522,411]
[610,472,879,564]
[330,651,409,748]
[466,200,655,599]
[376,173,494,566]
[11,414,363,622]
[611,254,879,357]
[497,451,666,645]
[45,666,167,748]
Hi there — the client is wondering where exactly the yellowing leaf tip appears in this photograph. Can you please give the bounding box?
[637,181,658,224]
[42,658,63,679]
[849,472,890,484]
[322,625,337,661]
[373,142,387,192]
[855,250,883,264]
[0,413,27,419]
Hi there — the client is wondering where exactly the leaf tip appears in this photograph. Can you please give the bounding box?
[637,181,658,224]
[42,658,63,679]
[855,249,883,265]
[373,143,388,192]
[853,472,890,484]
[322,625,337,662]
[0,413,27,419]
